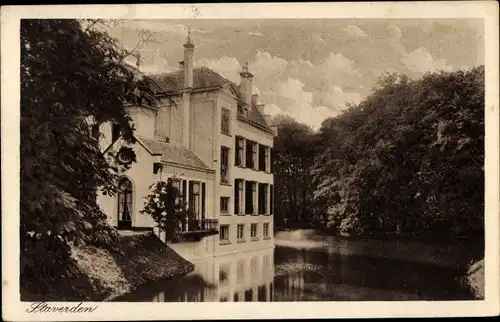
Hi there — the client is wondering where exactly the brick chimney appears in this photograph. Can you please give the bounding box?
[182,29,194,148]
[239,62,253,113]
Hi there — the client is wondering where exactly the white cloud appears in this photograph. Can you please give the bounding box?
[252,51,288,73]
[322,52,361,77]
[278,78,313,108]
[248,51,364,129]
[401,47,452,73]
[343,25,368,38]
[261,78,338,130]
[317,86,362,113]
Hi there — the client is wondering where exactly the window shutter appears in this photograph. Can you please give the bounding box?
[270,148,273,173]
[201,182,206,219]
[234,179,239,214]
[188,181,194,211]
[182,180,187,207]
[270,184,274,215]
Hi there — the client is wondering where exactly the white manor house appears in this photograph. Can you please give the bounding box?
[96,34,277,260]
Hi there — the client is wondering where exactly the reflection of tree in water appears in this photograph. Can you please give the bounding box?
[113,273,217,302]
[274,245,475,301]
[184,273,217,288]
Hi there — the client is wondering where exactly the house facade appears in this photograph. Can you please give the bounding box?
[96,34,277,260]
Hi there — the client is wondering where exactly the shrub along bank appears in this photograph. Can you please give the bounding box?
[21,233,194,301]
[465,259,484,299]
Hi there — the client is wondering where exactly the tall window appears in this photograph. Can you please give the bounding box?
[258,183,268,215]
[220,146,229,184]
[168,178,182,205]
[245,181,256,215]
[252,143,257,170]
[117,177,132,229]
[235,136,244,166]
[251,223,258,238]
[265,147,270,172]
[258,145,267,171]
[171,179,181,191]
[237,224,245,240]
[221,108,230,135]
[220,197,230,214]
[234,179,244,215]
[220,224,229,242]
[189,181,201,218]
[263,223,270,238]
[246,140,256,169]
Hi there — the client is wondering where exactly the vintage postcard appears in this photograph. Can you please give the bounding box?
[2,1,499,320]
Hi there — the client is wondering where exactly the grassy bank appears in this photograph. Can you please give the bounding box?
[21,232,194,301]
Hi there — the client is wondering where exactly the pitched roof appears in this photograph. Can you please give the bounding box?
[146,67,272,132]
[137,136,212,171]
[148,67,230,93]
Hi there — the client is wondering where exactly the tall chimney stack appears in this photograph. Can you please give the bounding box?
[239,62,253,113]
[182,28,194,148]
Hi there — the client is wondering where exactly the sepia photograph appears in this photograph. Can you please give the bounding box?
[2,2,499,320]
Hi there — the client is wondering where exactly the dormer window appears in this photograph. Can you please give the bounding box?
[237,103,249,118]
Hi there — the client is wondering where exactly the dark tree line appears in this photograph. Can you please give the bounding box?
[273,66,484,238]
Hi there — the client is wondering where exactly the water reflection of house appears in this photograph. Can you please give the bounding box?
[150,247,274,302]
[274,273,306,301]
[95,33,277,259]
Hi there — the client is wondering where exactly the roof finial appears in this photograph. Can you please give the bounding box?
[183,27,195,49]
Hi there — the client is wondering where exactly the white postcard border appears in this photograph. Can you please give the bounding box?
[2,2,499,320]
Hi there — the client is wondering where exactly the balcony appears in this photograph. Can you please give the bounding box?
[176,219,219,242]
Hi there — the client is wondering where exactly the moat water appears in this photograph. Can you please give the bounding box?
[114,229,480,301]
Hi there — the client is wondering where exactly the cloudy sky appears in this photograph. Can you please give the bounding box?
[107,19,484,130]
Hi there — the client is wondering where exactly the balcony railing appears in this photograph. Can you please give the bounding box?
[176,219,219,242]
[177,219,219,233]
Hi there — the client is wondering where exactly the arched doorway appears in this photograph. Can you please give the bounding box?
[117,177,133,229]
